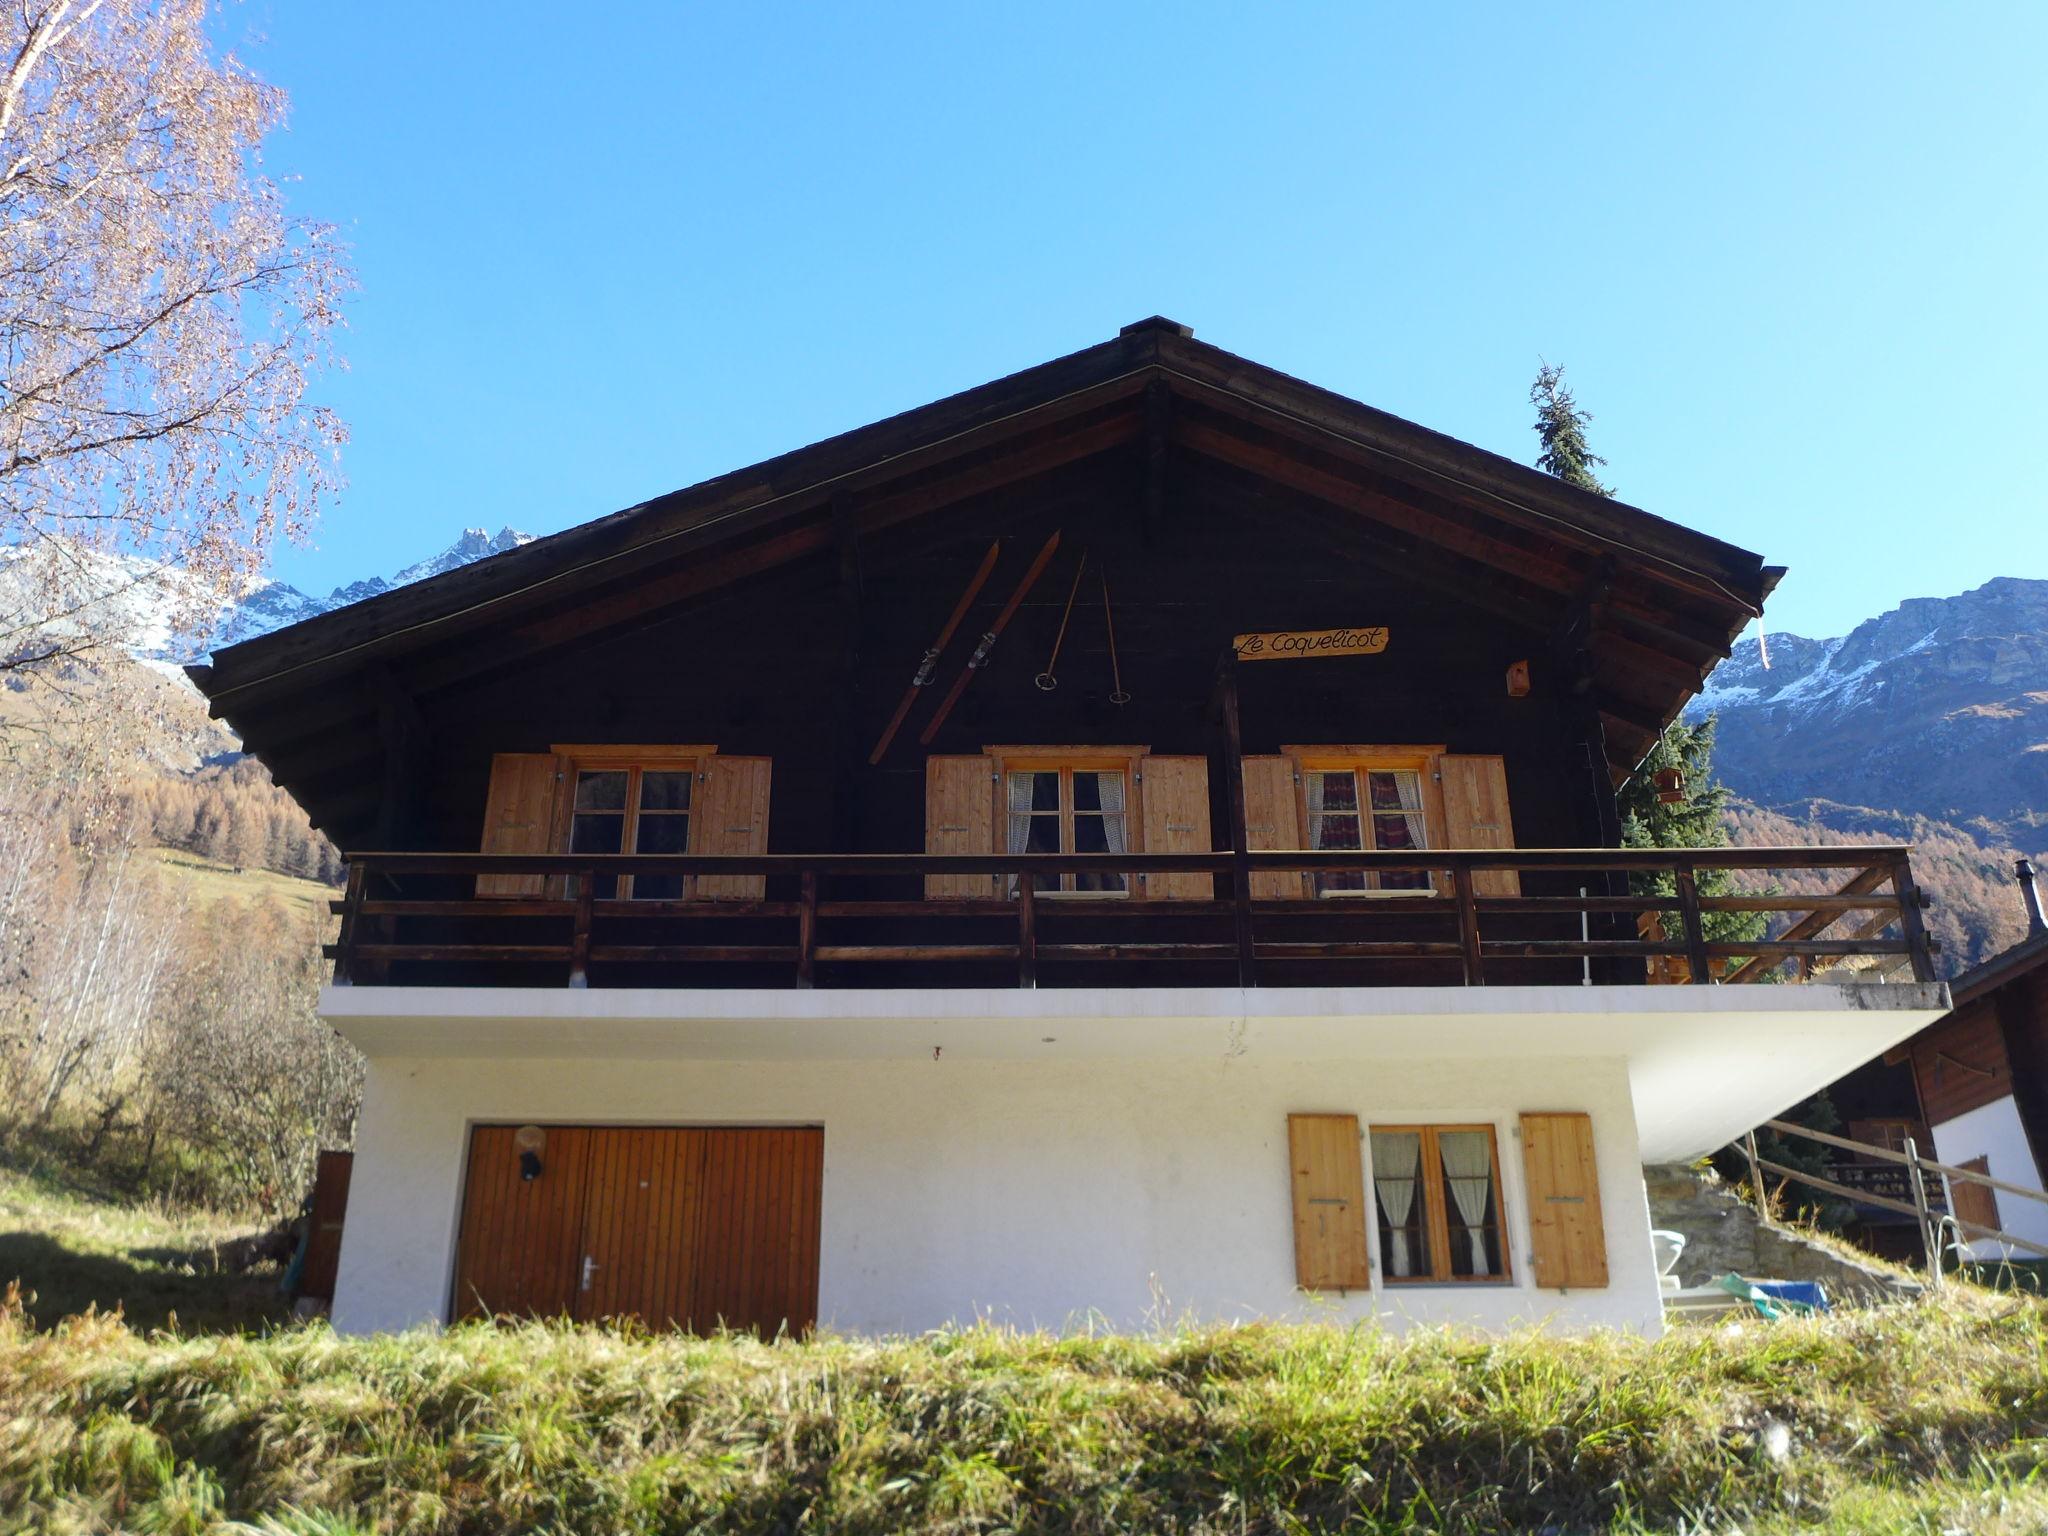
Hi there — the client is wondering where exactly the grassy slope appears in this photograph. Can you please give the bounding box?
[1,1294,2045,1535]
[147,847,335,924]
[0,1165,288,1336]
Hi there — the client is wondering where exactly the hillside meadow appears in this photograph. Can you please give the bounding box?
[0,1286,2044,1535]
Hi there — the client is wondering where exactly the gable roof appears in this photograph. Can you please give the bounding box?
[191,317,1779,831]
[1952,928,2048,1010]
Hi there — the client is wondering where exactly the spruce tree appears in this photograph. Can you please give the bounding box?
[1526,365,1768,961]
[1529,363,1612,495]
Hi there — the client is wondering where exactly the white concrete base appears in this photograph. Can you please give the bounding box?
[332,1052,1664,1338]
[321,981,1947,1165]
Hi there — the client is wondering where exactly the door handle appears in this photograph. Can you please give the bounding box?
[580,1255,599,1291]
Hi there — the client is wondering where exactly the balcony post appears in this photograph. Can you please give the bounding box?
[1216,653,1258,987]
[1452,864,1486,985]
[1673,865,1712,984]
[1890,855,1938,984]
[1017,870,1038,989]
[796,869,818,988]
[568,875,594,989]
[331,861,366,986]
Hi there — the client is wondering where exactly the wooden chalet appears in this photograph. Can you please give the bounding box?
[196,318,1951,1339]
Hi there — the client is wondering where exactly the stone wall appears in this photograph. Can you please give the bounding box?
[1643,1163,1923,1303]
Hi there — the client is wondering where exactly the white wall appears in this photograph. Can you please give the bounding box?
[332,1051,1663,1338]
[1930,1095,2048,1259]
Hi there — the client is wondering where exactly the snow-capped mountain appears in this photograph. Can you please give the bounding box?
[0,526,534,667]
[1689,576,2048,845]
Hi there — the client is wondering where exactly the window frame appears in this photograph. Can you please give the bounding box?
[982,746,1147,898]
[1283,744,1449,897]
[550,744,717,901]
[1368,1121,1513,1286]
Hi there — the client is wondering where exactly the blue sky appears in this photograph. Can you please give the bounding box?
[234,2,2046,642]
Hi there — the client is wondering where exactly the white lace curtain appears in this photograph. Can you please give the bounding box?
[1370,1130,1421,1277]
[1304,770,1327,843]
[1438,1131,1494,1276]
[1389,771,1428,851]
[1005,773,1035,855]
[1093,772,1127,853]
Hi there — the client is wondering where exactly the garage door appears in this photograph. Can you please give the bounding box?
[452,1125,822,1334]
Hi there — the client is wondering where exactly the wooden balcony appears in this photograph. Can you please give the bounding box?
[326,845,1939,991]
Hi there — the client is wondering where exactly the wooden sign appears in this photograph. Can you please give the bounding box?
[1232,626,1388,662]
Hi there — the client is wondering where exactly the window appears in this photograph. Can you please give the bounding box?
[1369,1124,1510,1283]
[998,756,1133,894]
[561,753,700,899]
[1298,754,1435,895]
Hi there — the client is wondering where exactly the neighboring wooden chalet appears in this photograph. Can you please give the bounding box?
[1881,863,2048,1257]
[194,319,1950,1338]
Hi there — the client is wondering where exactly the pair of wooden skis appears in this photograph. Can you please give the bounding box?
[867,530,1063,762]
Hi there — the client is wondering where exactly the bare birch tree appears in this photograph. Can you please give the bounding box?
[1,0,349,671]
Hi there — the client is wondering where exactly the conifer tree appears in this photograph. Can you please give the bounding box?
[1529,363,1612,495]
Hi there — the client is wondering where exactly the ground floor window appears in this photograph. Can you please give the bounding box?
[1370,1124,1510,1282]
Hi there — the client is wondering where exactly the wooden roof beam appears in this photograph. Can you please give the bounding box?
[1159,360,1769,605]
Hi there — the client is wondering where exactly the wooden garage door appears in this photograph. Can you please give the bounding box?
[452,1125,822,1334]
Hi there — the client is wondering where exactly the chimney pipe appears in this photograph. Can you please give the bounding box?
[2019,858,2048,938]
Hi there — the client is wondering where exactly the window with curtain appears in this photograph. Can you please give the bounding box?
[1003,764,1129,894]
[1370,1123,1508,1283]
[564,757,697,899]
[1303,764,1433,895]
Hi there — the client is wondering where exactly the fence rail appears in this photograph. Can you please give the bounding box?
[1744,1118,2048,1285]
[325,844,1939,991]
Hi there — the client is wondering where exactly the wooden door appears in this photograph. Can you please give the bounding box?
[574,1129,707,1325]
[451,1125,823,1334]
[453,1125,593,1319]
[691,1127,825,1336]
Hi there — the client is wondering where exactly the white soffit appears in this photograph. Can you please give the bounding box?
[322,982,1945,1164]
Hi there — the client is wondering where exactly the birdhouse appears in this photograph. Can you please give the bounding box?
[1655,768,1686,804]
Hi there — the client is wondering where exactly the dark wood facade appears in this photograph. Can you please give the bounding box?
[1897,929,2048,1171]
[191,320,1943,993]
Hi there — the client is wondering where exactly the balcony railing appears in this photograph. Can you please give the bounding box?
[325,845,1939,990]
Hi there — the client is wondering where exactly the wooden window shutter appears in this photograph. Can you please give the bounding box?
[477,753,565,898]
[1242,756,1308,899]
[1519,1111,1608,1289]
[925,756,996,899]
[1137,756,1213,900]
[1287,1114,1372,1290]
[1440,754,1519,897]
[696,756,772,900]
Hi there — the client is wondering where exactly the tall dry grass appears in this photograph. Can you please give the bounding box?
[1,1289,2044,1533]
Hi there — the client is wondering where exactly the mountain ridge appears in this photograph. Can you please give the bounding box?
[1691,575,2048,849]
[0,526,535,666]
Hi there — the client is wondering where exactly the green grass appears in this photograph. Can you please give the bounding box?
[147,847,336,924]
[0,1162,288,1336]
[0,1290,2044,1534]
